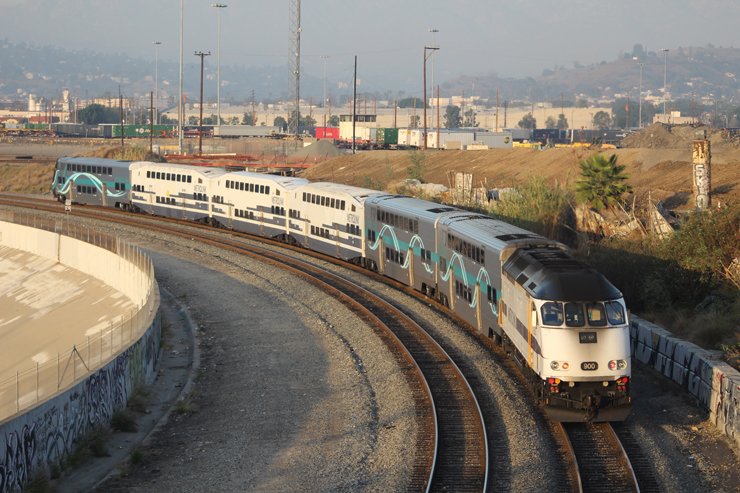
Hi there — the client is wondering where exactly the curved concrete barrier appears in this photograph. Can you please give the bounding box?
[631,316,740,448]
[0,214,160,492]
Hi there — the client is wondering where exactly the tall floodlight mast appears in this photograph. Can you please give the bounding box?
[288,0,301,137]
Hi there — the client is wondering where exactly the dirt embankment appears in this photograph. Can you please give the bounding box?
[300,126,740,211]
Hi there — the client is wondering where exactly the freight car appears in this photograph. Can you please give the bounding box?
[51,156,631,422]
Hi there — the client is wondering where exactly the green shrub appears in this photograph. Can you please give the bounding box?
[488,174,574,243]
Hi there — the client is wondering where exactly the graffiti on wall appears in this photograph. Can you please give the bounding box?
[0,314,159,493]
[692,140,711,210]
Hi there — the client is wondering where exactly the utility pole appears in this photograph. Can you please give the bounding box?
[662,48,669,122]
[119,95,124,149]
[429,29,438,102]
[152,42,161,125]
[352,55,357,154]
[150,91,154,154]
[179,0,184,154]
[321,55,329,128]
[638,62,644,129]
[195,51,211,155]
[423,45,438,149]
[437,85,440,149]
[212,4,227,129]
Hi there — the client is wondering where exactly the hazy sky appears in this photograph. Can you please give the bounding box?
[3,0,740,98]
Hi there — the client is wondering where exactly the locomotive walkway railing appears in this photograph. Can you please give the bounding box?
[0,209,157,421]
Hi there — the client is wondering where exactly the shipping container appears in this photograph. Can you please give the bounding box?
[438,130,475,149]
[473,131,513,148]
[316,127,339,139]
[101,124,175,138]
[213,125,280,137]
[375,128,399,147]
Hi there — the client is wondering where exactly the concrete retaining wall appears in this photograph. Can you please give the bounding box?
[631,316,740,448]
[0,222,160,492]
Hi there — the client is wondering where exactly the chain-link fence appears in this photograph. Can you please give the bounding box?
[0,209,156,420]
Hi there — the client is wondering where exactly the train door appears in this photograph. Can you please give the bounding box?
[260,207,264,236]
[476,283,482,332]
[102,184,108,207]
[228,202,233,229]
[335,223,340,257]
[182,196,187,220]
[409,246,415,288]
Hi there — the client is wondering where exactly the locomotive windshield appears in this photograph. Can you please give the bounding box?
[541,301,625,327]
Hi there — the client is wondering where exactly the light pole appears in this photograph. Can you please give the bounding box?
[212,4,227,128]
[662,48,669,122]
[429,29,438,123]
[321,55,329,128]
[178,0,183,154]
[153,42,161,125]
[423,45,439,149]
[638,62,643,129]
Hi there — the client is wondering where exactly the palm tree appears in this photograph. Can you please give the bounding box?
[575,154,632,211]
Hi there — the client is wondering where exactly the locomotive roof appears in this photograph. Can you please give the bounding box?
[502,247,622,302]
[227,171,309,190]
[58,156,133,166]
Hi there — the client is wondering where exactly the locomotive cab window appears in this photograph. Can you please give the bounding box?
[541,302,564,326]
[564,303,585,327]
[605,301,626,325]
[586,303,607,326]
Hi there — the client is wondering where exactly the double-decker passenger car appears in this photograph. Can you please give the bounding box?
[52,157,134,209]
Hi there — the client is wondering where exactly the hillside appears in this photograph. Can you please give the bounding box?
[299,125,740,211]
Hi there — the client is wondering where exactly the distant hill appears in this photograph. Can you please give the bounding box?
[441,45,740,104]
[0,41,291,102]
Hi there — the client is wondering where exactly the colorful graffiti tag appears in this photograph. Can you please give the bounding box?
[0,313,159,492]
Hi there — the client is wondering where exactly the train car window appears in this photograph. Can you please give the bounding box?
[480,250,485,264]
[564,303,585,327]
[414,220,418,234]
[341,200,345,211]
[188,176,192,183]
[276,188,280,196]
[331,198,335,208]
[92,187,96,195]
[177,175,181,182]
[247,183,252,192]
[238,182,243,191]
[586,303,607,326]
[147,171,151,178]
[155,172,160,179]
[165,173,169,180]
[541,302,564,326]
[77,185,81,193]
[351,205,356,212]
[226,180,230,188]
[440,257,447,273]
[605,301,626,325]
[115,183,119,191]
[108,167,113,175]
[266,186,270,195]
[302,192,307,202]
[259,185,264,194]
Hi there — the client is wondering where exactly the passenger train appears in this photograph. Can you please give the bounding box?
[51,156,632,422]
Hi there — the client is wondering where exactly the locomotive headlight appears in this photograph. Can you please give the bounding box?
[550,361,569,371]
[550,361,559,370]
[609,359,627,370]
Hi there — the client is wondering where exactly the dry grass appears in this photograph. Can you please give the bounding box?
[75,146,167,163]
[0,163,55,193]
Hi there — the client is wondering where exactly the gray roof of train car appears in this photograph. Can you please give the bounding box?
[297,182,390,203]
[227,171,308,190]
[437,211,561,252]
[129,162,227,179]
[364,195,460,223]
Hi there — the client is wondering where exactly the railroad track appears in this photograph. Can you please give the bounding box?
[560,422,660,493]
[0,195,489,492]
